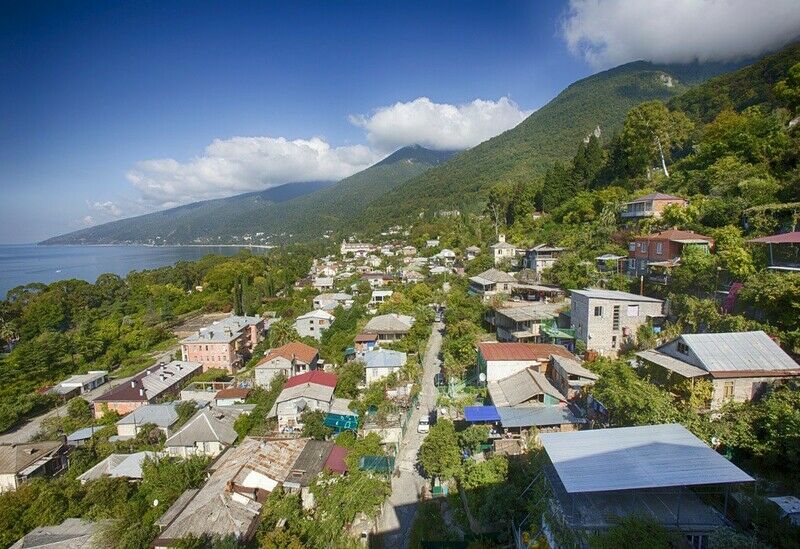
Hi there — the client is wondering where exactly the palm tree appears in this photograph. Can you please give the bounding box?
[269,319,300,347]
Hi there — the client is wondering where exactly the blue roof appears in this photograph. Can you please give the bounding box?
[363,349,407,369]
[463,405,500,422]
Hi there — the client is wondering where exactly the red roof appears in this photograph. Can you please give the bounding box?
[214,387,250,400]
[284,370,337,389]
[355,332,378,342]
[749,231,800,244]
[324,445,349,474]
[638,229,713,242]
[478,342,576,362]
[258,341,319,366]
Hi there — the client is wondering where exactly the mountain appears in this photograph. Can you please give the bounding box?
[356,59,753,227]
[43,145,456,245]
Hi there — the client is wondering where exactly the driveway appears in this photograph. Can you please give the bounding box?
[376,321,443,548]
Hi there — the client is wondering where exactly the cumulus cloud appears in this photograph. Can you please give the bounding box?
[349,97,531,152]
[88,200,123,218]
[562,0,800,68]
[81,215,95,227]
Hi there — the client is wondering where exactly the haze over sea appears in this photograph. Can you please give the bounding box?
[0,244,268,297]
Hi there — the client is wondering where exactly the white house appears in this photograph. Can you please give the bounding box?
[294,310,335,341]
[489,234,517,266]
[369,290,393,307]
[364,349,407,385]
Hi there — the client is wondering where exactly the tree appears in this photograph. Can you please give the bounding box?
[710,226,755,280]
[621,101,693,178]
[775,62,800,116]
[268,319,301,347]
[738,272,800,332]
[667,245,717,296]
[588,514,674,549]
[418,420,461,479]
[300,410,332,440]
[457,425,490,453]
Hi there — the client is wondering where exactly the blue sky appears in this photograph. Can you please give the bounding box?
[2,0,799,243]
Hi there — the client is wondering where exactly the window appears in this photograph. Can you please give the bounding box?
[594,306,603,317]
[641,243,648,253]
[626,304,639,317]
[611,335,618,348]
[723,382,735,400]
[612,305,620,330]
[677,342,689,355]
[628,242,636,251]
[655,242,663,255]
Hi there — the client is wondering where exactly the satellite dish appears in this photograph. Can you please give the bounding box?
[153,499,159,507]
[478,373,486,382]
[711,437,721,447]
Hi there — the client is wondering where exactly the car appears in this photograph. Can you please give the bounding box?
[417,416,430,434]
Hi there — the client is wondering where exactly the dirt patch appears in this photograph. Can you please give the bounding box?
[173,312,231,338]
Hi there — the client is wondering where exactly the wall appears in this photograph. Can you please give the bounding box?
[572,295,662,356]
[484,358,545,382]
[94,400,145,419]
[0,473,18,493]
[276,397,328,429]
[181,340,238,372]
[366,366,399,385]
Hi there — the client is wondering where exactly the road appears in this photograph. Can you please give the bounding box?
[0,343,180,444]
[376,321,444,548]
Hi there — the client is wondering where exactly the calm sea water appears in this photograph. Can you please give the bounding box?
[0,244,270,298]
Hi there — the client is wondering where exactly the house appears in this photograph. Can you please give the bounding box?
[340,240,374,256]
[425,238,440,248]
[477,342,578,382]
[215,387,250,406]
[570,289,664,356]
[93,360,202,418]
[548,354,599,401]
[66,426,103,446]
[312,277,334,291]
[164,407,243,458]
[595,253,625,274]
[486,367,584,433]
[364,349,407,385]
[485,301,563,343]
[283,439,337,509]
[369,289,393,307]
[254,341,320,387]
[434,248,456,264]
[468,268,516,300]
[465,245,481,261]
[621,192,687,219]
[429,265,450,276]
[767,496,800,526]
[748,231,800,272]
[539,424,753,547]
[313,292,353,311]
[361,272,393,288]
[401,245,417,256]
[294,309,335,341]
[269,371,339,431]
[489,234,517,266]
[114,402,181,439]
[47,370,108,399]
[354,332,379,353]
[510,281,566,303]
[522,244,565,274]
[362,313,415,341]
[154,437,309,547]
[627,229,714,282]
[402,269,425,283]
[180,315,265,373]
[9,519,110,549]
[0,441,69,492]
[77,451,159,484]
[636,331,800,409]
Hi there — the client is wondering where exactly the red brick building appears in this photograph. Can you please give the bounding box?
[627,229,714,281]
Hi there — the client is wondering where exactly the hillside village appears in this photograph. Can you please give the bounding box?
[2,47,800,549]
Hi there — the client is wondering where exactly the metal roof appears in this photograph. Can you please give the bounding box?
[749,231,800,244]
[496,405,584,429]
[540,423,754,494]
[94,361,202,403]
[363,313,415,333]
[180,315,262,343]
[66,426,104,442]
[675,331,799,374]
[494,304,557,322]
[77,451,158,483]
[489,368,566,407]
[464,405,501,422]
[636,349,708,378]
[550,355,599,381]
[363,349,407,369]
[164,408,241,447]
[627,192,684,203]
[472,268,516,284]
[569,289,663,303]
[116,402,180,428]
[478,342,576,362]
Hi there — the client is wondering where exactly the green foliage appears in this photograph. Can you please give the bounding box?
[588,514,675,549]
[334,360,365,399]
[458,454,508,491]
[620,100,693,177]
[409,500,459,548]
[457,425,490,453]
[419,420,461,479]
[300,410,333,440]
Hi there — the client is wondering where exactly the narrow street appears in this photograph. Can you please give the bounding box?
[376,321,444,548]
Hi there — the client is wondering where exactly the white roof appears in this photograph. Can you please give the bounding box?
[77,451,158,483]
[677,331,799,373]
[540,423,753,494]
[371,290,393,297]
[570,288,663,303]
[296,310,335,321]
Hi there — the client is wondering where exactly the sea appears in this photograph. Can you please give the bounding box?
[0,244,271,298]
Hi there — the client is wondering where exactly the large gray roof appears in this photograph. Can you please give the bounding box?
[181,315,262,344]
[77,451,158,483]
[116,402,180,428]
[9,518,109,549]
[569,288,663,303]
[165,408,241,447]
[363,349,407,369]
[471,268,516,285]
[676,331,799,374]
[496,405,584,429]
[540,423,754,494]
[489,369,566,407]
[363,313,415,333]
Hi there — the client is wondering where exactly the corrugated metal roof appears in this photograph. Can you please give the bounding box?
[478,342,576,362]
[473,268,516,283]
[363,313,415,333]
[636,349,708,378]
[496,405,583,429]
[489,368,566,407]
[463,406,501,422]
[540,424,754,494]
[570,289,663,303]
[550,355,599,381]
[116,402,180,428]
[181,315,262,343]
[676,331,799,373]
[363,349,407,369]
[165,408,241,447]
[749,231,800,244]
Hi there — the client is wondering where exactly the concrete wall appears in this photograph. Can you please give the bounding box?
[366,366,400,385]
[166,441,226,459]
[276,397,328,429]
[295,317,331,340]
[571,295,662,356]
[484,358,545,382]
[181,341,238,372]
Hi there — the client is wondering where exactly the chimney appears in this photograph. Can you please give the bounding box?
[139,388,144,397]
[498,234,506,243]
[130,380,136,388]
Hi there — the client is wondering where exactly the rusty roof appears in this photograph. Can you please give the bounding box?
[257,341,319,367]
[478,342,576,362]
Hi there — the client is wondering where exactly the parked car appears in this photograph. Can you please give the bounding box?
[417,416,430,434]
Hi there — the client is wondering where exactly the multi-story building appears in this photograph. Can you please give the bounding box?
[180,315,265,373]
[294,310,335,341]
[627,229,714,282]
[570,289,664,356]
[468,268,516,300]
[522,244,566,275]
[621,192,687,219]
[489,234,517,266]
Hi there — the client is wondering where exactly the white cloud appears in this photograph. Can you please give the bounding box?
[81,215,95,227]
[562,0,800,68]
[127,136,380,207]
[88,200,123,218]
[350,97,531,152]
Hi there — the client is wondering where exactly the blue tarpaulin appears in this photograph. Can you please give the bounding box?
[463,405,500,422]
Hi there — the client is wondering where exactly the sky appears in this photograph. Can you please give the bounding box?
[2,0,800,243]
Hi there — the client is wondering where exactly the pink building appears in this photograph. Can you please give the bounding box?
[180,315,265,373]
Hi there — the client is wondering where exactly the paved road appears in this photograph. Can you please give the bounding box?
[0,343,180,444]
[377,321,444,548]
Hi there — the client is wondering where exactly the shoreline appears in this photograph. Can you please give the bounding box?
[28,243,276,249]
